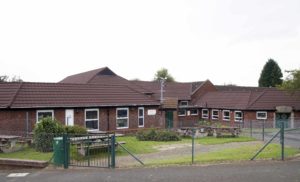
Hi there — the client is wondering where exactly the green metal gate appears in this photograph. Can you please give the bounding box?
[64,133,115,168]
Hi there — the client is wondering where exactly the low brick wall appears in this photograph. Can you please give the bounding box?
[0,158,48,168]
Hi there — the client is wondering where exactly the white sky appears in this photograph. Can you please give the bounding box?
[0,0,299,86]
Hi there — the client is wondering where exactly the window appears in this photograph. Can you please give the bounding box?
[223,110,230,121]
[190,109,198,116]
[256,111,267,120]
[202,109,209,119]
[179,101,188,106]
[178,109,186,116]
[234,111,243,122]
[138,107,144,127]
[85,109,99,130]
[212,109,219,120]
[116,108,129,129]
[36,110,54,122]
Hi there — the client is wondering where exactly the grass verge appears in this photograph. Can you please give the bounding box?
[0,147,53,161]
[146,144,300,165]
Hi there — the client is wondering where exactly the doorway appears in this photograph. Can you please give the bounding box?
[165,111,173,129]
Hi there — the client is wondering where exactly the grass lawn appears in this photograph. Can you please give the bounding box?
[146,144,300,165]
[116,136,256,155]
[0,147,53,161]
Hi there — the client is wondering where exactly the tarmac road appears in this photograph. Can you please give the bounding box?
[1,160,300,182]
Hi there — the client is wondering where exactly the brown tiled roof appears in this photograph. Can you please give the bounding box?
[216,85,269,92]
[60,67,128,85]
[130,81,194,101]
[0,82,159,109]
[195,89,300,111]
[195,91,254,110]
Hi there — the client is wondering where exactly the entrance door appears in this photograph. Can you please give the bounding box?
[65,109,74,126]
[165,111,173,129]
[276,113,290,128]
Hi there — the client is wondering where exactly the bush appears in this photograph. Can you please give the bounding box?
[65,125,87,135]
[33,117,65,152]
[136,129,181,141]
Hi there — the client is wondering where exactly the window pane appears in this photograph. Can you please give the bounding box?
[139,108,144,117]
[38,112,53,120]
[86,120,98,129]
[117,118,128,128]
[117,109,128,118]
[191,109,198,115]
[139,118,144,126]
[86,110,98,119]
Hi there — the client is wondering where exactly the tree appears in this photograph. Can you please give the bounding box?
[258,59,283,87]
[0,75,23,82]
[279,69,300,93]
[154,68,175,82]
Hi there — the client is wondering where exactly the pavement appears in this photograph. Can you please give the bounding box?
[1,160,300,182]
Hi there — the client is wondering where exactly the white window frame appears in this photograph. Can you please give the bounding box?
[36,110,54,123]
[212,109,219,120]
[178,109,186,116]
[138,107,144,128]
[256,111,267,120]
[85,108,99,131]
[190,109,199,116]
[234,111,243,122]
[180,101,188,106]
[223,110,230,121]
[116,108,129,129]
[202,109,209,119]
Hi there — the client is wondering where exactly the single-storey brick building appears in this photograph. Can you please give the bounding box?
[0,67,299,134]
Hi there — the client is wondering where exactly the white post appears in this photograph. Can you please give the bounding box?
[160,79,165,104]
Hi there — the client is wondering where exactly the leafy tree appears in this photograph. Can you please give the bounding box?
[258,59,283,87]
[279,69,300,93]
[154,68,175,82]
[0,75,23,82]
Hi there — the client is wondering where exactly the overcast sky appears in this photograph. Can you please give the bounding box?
[0,0,299,86]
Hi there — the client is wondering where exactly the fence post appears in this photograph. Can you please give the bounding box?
[280,121,285,161]
[192,128,195,164]
[250,120,253,137]
[111,134,116,168]
[262,120,265,141]
[63,133,69,169]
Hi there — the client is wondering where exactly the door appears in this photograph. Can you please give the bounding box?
[276,113,290,128]
[65,109,74,126]
[165,111,173,129]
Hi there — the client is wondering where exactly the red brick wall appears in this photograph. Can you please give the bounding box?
[0,106,162,133]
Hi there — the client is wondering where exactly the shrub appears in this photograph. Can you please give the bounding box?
[33,117,65,152]
[65,125,87,135]
[136,129,181,141]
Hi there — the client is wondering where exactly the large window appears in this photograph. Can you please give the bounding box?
[202,109,209,119]
[138,107,144,127]
[36,110,54,122]
[85,109,99,130]
[178,109,186,116]
[212,109,219,120]
[223,110,230,121]
[116,108,129,129]
[256,111,267,120]
[190,109,198,116]
[234,111,243,122]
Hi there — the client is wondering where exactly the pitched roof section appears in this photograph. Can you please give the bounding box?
[195,89,300,111]
[1,82,159,109]
[130,81,194,101]
[60,67,128,85]
[216,85,268,92]
[0,83,22,108]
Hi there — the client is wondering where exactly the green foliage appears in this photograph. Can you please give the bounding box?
[279,69,300,93]
[154,68,175,82]
[33,117,65,152]
[65,125,87,135]
[0,75,23,82]
[136,129,181,141]
[197,120,211,126]
[258,59,283,87]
